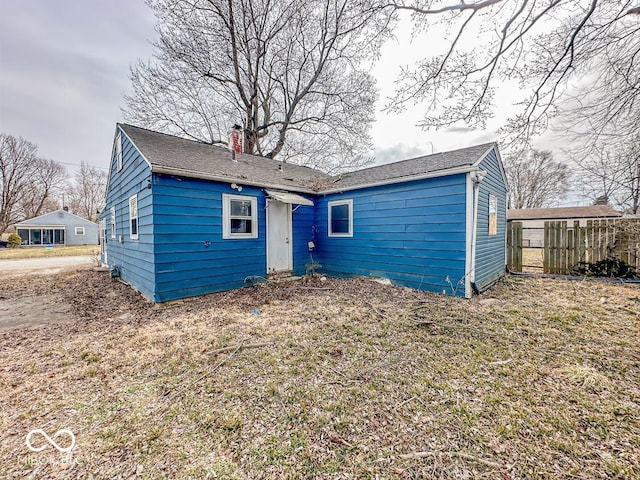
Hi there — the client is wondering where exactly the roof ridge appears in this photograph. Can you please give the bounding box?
[118,123,227,150]
[344,141,496,176]
[118,123,330,176]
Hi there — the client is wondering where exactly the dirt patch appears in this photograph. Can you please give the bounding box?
[0,294,73,331]
[0,267,93,331]
[0,271,639,479]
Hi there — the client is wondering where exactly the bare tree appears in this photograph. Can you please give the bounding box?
[383,1,640,151]
[17,159,67,219]
[578,140,640,213]
[68,162,108,221]
[0,134,66,234]
[124,0,390,173]
[506,149,570,209]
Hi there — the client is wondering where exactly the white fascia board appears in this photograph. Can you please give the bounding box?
[151,165,317,194]
[104,125,120,194]
[464,173,474,299]
[319,165,479,195]
[473,143,509,191]
[118,126,153,170]
[14,224,65,228]
[105,125,154,204]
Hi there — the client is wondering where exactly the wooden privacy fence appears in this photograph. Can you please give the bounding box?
[506,221,523,272]
[507,219,640,274]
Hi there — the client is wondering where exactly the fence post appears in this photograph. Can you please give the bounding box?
[574,221,584,268]
[543,221,550,273]
[567,222,575,272]
[506,221,523,272]
[560,221,568,274]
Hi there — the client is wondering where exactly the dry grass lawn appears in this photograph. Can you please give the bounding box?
[522,248,544,272]
[0,244,99,260]
[0,271,638,479]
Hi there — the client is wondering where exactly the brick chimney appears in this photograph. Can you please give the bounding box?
[229,124,243,159]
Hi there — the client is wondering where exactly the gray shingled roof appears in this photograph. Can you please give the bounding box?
[15,209,97,227]
[507,205,622,220]
[120,124,495,193]
[326,142,495,191]
[120,124,330,193]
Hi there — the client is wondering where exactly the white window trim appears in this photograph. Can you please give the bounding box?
[110,206,116,239]
[328,199,353,237]
[116,132,123,172]
[75,226,85,236]
[129,194,139,240]
[222,194,258,239]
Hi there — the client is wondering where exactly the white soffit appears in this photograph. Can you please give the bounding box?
[265,189,314,206]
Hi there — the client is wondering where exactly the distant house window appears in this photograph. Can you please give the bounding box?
[75,227,85,236]
[116,132,123,171]
[488,194,498,236]
[129,194,139,240]
[110,206,116,238]
[222,194,257,239]
[328,199,353,237]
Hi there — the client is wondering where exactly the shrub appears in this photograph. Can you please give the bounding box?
[572,257,637,279]
[7,233,22,248]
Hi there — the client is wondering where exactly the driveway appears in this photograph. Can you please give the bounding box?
[0,255,95,276]
[0,256,97,331]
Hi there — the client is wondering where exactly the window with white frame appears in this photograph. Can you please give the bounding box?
[129,194,139,240]
[75,226,85,236]
[328,199,353,237]
[116,132,123,171]
[222,194,257,239]
[110,206,116,238]
[488,194,498,236]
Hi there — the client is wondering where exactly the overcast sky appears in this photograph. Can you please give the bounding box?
[0,0,507,173]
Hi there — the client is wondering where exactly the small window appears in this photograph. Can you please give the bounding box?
[110,206,116,239]
[116,132,123,171]
[328,199,353,237]
[129,195,139,240]
[488,194,498,236]
[75,226,85,236]
[222,194,257,239]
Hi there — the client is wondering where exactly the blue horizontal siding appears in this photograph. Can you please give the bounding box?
[152,176,267,302]
[475,147,508,290]
[292,205,315,276]
[102,126,506,302]
[100,128,155,300]
[316,174,468,296]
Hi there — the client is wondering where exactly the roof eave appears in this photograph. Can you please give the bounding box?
[151,165,317,194]
[319,165,479,194]
[473,143,509,190]
[508,214,623,221]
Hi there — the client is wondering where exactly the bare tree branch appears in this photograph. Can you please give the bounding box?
[124,0,390,173]
[0,134,67,233]
[505,149,570,209]
[384,0,640,154]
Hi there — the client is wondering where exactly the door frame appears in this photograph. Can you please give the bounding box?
[266,199,293,273]
[100,218,107,265]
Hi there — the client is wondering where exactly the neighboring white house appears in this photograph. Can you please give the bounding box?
[14,209,99,246]
[507,205,623,247]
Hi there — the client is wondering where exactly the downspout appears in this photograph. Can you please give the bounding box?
[469,170,487,294]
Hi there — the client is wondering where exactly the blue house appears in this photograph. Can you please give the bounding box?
[15,209,99,246]
[100,124,508,302]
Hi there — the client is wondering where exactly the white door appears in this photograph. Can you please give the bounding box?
[267,200,292,272]
[100,219,107,265]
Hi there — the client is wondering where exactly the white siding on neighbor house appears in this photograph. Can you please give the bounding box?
[14,210,99,245]
[518,217,620,247]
